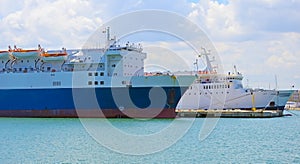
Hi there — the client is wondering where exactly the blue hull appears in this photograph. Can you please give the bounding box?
[0,87,187,118]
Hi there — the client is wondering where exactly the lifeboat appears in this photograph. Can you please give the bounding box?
[40,50,68,62]
[11,46,40,59]
[0,50,11,59]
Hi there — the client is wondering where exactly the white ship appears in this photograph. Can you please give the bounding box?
[176,49,293,111]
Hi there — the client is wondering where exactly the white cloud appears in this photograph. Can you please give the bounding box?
[266,53,296,68]
[188,0,247,41]
[215,32,300,89]
[0,0,103,49]
[188,0,300,42]
[265,33,299,69]
[0,0,24,18]
[187,0,300,89]
[0,0,299,89]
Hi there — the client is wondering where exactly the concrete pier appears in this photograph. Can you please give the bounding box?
[176,109,284,118]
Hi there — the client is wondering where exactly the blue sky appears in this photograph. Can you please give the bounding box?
[0,0,299,89]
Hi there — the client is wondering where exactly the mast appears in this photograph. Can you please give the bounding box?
[106,27,110,41]
[233,65,237,74]
[104,27,115,50]
[201,47,213,73]
[275,74,279,109]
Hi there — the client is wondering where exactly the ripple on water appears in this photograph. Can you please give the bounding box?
[0,112,300,163]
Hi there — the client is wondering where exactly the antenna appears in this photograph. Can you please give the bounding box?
[275,74,279,109]
[103,27,116,50]
[194,59,198,71]
[233,65,237,74]
[275,74,278,90]
[106,27,110,41]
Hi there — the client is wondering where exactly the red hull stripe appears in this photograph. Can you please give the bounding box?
[0,109,177,118]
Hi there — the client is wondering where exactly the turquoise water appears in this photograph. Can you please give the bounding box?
[1,111,300,163]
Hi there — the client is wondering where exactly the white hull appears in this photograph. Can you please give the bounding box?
[272,90,295,107]
[176,83,276,110]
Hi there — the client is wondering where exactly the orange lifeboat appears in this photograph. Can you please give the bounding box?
[40,50,68,62]
[11,45,40,59]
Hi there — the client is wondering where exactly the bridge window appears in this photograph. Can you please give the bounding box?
[88,81,92,85]
[100,81,104,85]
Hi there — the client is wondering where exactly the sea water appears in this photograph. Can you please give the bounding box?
[0,111,300,163]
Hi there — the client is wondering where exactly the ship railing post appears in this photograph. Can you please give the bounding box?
[251,92,256,111]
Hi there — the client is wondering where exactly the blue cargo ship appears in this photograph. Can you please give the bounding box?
[0,30,196,118]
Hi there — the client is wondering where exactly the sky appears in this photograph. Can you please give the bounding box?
[0,0,299,89]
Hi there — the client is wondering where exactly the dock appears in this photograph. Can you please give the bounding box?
[175,109,284,118]
[285,107,300,110]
